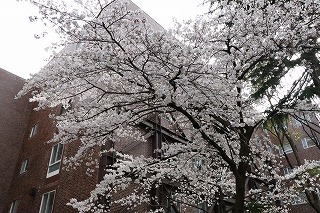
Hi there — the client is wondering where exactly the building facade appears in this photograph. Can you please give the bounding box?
[2,102,100,213]
[0,89,186,213]
[1,1,319,211]
[0,68,33,213]
[269,114,320,213]
[0,1,167,212]
[1,69,320,213]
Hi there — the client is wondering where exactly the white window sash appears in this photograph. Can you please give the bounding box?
[279,144,293,155]
[9,200,18,213]
[39,191,55,213]
[283,167,293,175]
[20,160,28,174]
[302,138,317,149]
[292,192,307,205]
[47,144,63,178]
[29,124,38,138]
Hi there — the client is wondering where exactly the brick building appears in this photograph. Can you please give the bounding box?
[0,68,32,213]
[0,67,99,212]
[0,1,168,212]
[1,1,163,211]
[1,73,320,213]
[2,100,101,213]
[1,1,319,213]
[267,114,320,213]
[0,83,189,213]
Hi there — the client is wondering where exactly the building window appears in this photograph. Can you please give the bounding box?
[302,137,318,149]
[294,119,301,126]
[274,123,287,132]
[193,158,204,171]
[60,101,72,115]
[162,190,181,213]
[19,159,29,174]
[263,128,269,135]
[39,191,55,213]
[9,200,18,213]
[294,114,312,126]
[254,137,262,147]
[164,196,181,213]
[293,192,307,205]
[47,143,63,178]
[279,144,293,155]
[196,201,207,213]
[29,124,38,138]
[283,167,293,176]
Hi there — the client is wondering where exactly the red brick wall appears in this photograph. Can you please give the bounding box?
[3,106,98,213]
[3,106,58,212]
[291,203,317,213]
[2,74,319,213]
[56,140,99,213]
[0,68,32,212]
[268,116,320,213]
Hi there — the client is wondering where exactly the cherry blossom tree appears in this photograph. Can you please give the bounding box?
[18,0,320,212]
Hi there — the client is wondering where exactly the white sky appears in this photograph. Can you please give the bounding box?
[0,0,206,79]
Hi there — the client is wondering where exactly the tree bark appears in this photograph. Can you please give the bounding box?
[234,172,247,213]
[305,190,320,213]
[234,126,253,213]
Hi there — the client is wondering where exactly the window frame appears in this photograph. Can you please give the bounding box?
[161,189,183,213]
[283,167,293,176]
[9,200,18,213]
[274,123,288,132]
[60,101,72,115]
[292,192,307,205]
[279,143,293,155]
[19,159,29,174]
[196,201,208,213]
[163,193,181,213]
[39,190,55,213]
[294,114,312,126]
[193,158,204,171]
[301,137,318,149]
[46,143,63,178]
[29,123,38,138]
[294,118,302,126]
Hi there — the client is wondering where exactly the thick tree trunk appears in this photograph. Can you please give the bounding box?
[234,171,247,213]
[233,126,253,213]
[305,190,320,213]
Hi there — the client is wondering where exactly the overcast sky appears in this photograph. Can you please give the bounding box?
[0,0,206,79]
